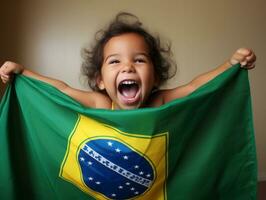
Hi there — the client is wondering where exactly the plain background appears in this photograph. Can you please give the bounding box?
[0,0,265,181]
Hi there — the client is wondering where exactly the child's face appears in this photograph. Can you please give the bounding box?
[98,33,157,110]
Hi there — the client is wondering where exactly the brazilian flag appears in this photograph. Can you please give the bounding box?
[0,64,257,199]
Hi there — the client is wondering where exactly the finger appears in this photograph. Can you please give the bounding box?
[2,79,8,84]
[2,64,14,74]
[240,61,247,67]
[0,63,6,69]
[1,76,10,84]
[1,61,16,75]
[237,52,255,67]
[0,72,13,83]
[245,64,256,70]
[1,62,9,70]
[231,52,246,65]
[0,73,9,79]
[0,64,8,74]
[244,56,256,68]
[234,53,246,62]
[237,48,252,56]
[246,54,256,63]
[242,60,255,69]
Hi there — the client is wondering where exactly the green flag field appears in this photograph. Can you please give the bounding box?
[0,64,257,199]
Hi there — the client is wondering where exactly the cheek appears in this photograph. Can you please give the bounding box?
[101,70,117,90]
[141,67,156,87]
[101,67,111,81]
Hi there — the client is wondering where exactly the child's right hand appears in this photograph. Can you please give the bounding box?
[0,61,24,84]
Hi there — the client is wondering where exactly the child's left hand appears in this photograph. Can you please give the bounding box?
[229,48,256,69]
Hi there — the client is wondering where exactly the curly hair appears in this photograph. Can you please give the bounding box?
[81,12,177,91]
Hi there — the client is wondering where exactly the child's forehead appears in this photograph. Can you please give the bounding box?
[103,33,149,55]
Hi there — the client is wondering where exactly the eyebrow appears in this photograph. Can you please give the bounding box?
[104,54,119,63]
[104,52,150,63]
[135,52,150,57]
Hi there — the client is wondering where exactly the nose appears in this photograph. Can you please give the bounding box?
[121,62,136,73]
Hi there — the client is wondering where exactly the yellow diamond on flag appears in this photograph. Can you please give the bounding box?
[60,114,168,200]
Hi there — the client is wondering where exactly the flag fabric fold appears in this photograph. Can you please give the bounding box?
[0,64,257,200]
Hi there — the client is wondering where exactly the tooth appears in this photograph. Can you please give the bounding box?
[122,80,136,85]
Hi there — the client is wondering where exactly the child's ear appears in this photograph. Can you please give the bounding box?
[96,75,105,90]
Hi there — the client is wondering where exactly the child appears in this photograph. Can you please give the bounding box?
[0,12,256,110]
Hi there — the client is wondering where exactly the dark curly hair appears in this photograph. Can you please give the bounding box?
[81,12,177,91]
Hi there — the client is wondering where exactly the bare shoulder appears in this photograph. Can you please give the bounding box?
[62,86,111,109]
[150,84,195,106]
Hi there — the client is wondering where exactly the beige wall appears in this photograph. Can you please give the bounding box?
[1,0,265,180]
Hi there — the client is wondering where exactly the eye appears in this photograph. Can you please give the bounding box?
[109,59,120,64]
[135,58,146,63]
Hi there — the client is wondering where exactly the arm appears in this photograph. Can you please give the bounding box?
[161,48,256,103]
[0,61,106,108]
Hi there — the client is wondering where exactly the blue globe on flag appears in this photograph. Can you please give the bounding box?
[78,138,155,199]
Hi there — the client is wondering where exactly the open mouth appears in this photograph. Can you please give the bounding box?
[118,80,141,105]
